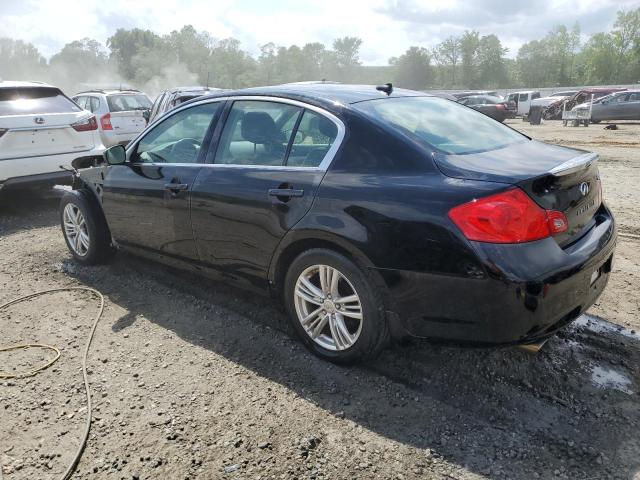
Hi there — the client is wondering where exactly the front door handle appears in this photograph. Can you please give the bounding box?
[268,188,304,198]
[164,183,189,191]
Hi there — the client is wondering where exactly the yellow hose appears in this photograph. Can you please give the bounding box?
[0,286,105,480]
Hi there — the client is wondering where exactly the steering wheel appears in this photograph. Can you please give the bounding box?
[170,138,201,163]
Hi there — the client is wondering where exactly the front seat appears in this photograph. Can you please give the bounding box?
[239,111,286,165]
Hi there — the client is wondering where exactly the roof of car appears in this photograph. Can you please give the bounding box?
[168,86,224,94]
[579,87,627,93]
[75,89,143,95]
[196,83,430,110]
[0,80,57,89]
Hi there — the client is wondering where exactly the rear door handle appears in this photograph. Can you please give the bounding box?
[164,183,189,191]
[268,188,304,198]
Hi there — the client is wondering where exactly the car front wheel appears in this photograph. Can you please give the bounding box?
[284,249,389,364]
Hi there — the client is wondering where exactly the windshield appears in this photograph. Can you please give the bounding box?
[354,96,526,155]
[0,87,81,115]
[107,94,152,112]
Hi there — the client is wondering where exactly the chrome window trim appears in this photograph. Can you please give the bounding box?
[125,95,345,172]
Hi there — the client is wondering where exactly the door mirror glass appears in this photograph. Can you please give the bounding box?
[105,144,126,165]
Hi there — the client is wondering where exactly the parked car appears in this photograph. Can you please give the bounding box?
[148,86,224,124]
[544,88,627,120]
[530,90,578,110]
[0,81,105,192]
[59,84,616,364]
[504,91,541,116]
[572,90,640,122]
[451,90,499,100]
[72,89,152,147]
[458,95,513,122]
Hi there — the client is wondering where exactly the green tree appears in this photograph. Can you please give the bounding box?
[390,46,431,90]
[435,36,461,86]
[49,38,109,90]
[0,38,47,80]
[476,34,508,87]
[459,31,480,88]
[107,28,164,80]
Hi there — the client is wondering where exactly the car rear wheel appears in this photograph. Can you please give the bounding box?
[60,190,116,265]
[284,249,388,364]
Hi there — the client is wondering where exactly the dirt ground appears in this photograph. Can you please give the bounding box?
[1,120,639,480]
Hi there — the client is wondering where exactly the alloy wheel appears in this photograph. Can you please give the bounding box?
[63,204,90,256]
[293,264,363,351]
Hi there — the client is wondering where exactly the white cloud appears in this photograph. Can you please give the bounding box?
[0,0,632,64]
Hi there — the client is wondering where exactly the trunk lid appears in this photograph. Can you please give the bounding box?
[0,112,95,160]
[108,110,146,135]
[434,140,603,247]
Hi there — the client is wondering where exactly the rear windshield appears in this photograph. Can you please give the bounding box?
[0,87,81,115]
[106,94,152,112]
[354,96,526,155]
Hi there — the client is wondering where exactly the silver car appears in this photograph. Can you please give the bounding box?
[72,89,152,147]
[148,86,224,124]
[572,90,640,122]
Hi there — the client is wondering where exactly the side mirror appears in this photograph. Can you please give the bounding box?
[104,145,126,165]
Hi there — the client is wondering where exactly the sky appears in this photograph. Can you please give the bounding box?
[0,0,636,65]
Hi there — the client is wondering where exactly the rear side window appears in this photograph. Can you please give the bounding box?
[628,93,640,102]
[519,93,528,101]
[287,110,338,167]
[354,96,526,155]
[0,87,81,115]
[214,100,301,166]
[89,97,100,112]
[106,94,152,112]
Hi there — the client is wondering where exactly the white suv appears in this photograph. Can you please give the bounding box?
[0,81,105,191]
[72,89,152,147]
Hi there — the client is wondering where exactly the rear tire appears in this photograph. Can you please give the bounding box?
[60,190,116,265]
[284,248,389,364]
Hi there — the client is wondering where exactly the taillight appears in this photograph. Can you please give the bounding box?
[71,116,98,132]
[100,113,113,130]
[0,128,6,138]
[448,188,568,243]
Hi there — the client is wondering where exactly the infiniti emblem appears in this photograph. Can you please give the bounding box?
[579,182,589,196]
[34,117,45,125]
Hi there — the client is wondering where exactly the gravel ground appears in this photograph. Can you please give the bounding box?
[1,120,639,480]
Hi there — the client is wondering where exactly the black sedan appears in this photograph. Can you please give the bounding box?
[458,94,513,122]
[60,84,616,364]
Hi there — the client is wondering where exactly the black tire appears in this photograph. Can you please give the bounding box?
[284,248,389,364]
[59,190,116,265]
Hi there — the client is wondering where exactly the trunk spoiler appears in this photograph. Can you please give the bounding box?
[549,152,598,176]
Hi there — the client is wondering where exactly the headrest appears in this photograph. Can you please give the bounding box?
[241,111,279,144]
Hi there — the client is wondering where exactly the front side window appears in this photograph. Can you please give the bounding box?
[287,110,338,167]
[354,96,526,155]
[214,100,301,166]
[133,102,219,164]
